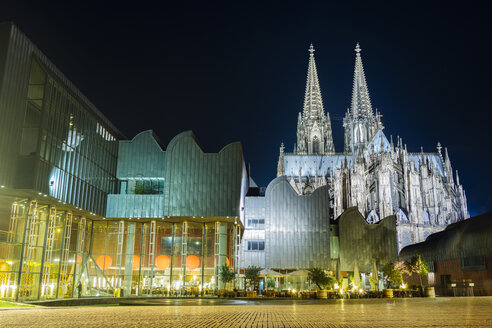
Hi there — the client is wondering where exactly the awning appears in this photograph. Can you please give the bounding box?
[287,269,310,277]
[259,269,283,277]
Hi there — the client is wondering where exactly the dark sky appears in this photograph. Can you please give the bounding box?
[1,1,491,216]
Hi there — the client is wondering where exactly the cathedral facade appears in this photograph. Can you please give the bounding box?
[277,44,469,251]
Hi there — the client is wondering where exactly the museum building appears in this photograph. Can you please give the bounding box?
[0,22,246,301]
[0,22,478,301]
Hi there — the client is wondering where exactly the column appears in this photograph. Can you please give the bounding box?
[124,222,135,295]
[216,222,227,290]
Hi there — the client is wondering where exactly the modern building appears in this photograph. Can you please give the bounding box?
[241,177,397,289]
[275,44,469,252]
[102,130,247,297]
[0,21,123,301]
[0,21,477,300]
[0,22,246,301]
[400,212,492,296]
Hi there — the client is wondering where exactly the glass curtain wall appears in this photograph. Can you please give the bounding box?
[0,200,79,301]
[20,58,119,215]
[203,223,216,295]
[171,223,183,294]
[153,223,172,296]
[184,222,203,295]
[0,215,237,300]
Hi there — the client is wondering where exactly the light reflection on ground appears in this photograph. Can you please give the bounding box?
[1,297,492,327]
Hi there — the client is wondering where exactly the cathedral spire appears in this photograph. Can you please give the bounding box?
[343,43,378,153]
[303,44,324,119]
[277,143,285,177]
[351,43,374,118]
[296,44,335,154]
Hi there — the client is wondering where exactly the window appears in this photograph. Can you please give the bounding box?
[312,136,319,153]
[120,181,128,194]
[461,255,487,271]
[160,236,173,255]
[128,179,164,194]
[247,218,265,229]
[247,241,265,251]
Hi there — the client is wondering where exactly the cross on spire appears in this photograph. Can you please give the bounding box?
[309,43,315,56]
[376,111,383,129]
[355,42,361,54]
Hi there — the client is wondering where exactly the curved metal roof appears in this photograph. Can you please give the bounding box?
[399,212,492,266]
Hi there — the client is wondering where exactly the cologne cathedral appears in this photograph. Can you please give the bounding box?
[277,44,469,251]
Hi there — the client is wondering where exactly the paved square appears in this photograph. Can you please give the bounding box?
[1,297,492,327]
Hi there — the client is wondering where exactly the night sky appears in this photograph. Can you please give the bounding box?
[1,1,491,216]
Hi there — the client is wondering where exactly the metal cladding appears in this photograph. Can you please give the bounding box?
[338,207,398,272]
[164,131,246,217]
[264,177,331,269]
[241,196,267,268]
[399,212,492,271]
[117,130,166,179]
[242,185,400,271]
[107,194,166,218]
[107,130,166,217]
[107,130,247,218]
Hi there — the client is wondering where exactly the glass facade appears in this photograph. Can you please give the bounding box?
[17,58,119,215]
[0,200,78,300]
[0,201,239,301]
[0,24,247,302]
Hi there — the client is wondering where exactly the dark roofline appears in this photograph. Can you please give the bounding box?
[399,211,492,260]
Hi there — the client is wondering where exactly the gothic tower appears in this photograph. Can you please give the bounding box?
[343,43,380,154]
[295,44,335,154]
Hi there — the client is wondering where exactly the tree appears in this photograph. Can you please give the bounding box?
[383,261,409,288]
[219,265,236,290]
[409,254,429,287]
[245,266,261,291]
[308,268,332,290]
[348,272,363,289]
[266,278,276,289]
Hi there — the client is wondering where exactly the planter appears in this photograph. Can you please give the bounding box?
[316,289,328,299]
[424,287,435,298]
[246,290,257,297]
[383,288,394,298]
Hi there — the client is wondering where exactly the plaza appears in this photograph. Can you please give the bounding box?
[1,297,492,327]
[0,6,491,307]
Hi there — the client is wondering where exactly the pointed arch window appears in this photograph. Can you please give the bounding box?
[354,125,360,143]
[312,136,319,153]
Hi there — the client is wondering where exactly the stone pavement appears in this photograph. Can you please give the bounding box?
[1,297,492,327]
